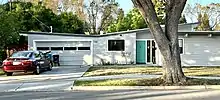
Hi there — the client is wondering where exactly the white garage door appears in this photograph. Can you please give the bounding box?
[35,41,92,66]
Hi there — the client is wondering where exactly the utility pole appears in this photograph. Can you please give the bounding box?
[50,26,53,33]
[9,0,12,11]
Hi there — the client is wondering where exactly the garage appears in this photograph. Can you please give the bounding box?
[34,40,93,66]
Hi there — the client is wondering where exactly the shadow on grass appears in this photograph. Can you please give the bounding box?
[75,78,220,86]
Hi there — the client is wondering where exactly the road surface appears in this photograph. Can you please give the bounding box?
[0,89,220,100]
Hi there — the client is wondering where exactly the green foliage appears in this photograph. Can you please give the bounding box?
[152,0,165,24]
[0,1,85,50]
[107,8,147,32]
[0,2,84,33]
[57,12,84,34]
[0,8,20,49]
[85,0,120,34]
[107,1,187,33]
[0,50,7,61]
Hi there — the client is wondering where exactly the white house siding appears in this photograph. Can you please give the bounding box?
[181,35,220,66]
[178,24,197,32]
[27,33,137,66]
[93,33,136,65]
[136,30,220,66]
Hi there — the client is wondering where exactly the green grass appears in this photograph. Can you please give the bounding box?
[74,78,220,86]
[84,66,162,77]
[83,66,220,77]
[0,69,4,75]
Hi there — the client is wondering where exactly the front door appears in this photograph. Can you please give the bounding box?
[147,40,157,64]
[136,41,146,64]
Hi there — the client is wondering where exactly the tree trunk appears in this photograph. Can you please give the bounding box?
[132,0,187,84]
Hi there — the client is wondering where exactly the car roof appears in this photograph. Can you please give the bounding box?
[16,50,40,53]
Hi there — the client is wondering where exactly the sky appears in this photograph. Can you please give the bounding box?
[1,0,219,12]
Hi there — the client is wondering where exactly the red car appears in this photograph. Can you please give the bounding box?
[2,51,52,76]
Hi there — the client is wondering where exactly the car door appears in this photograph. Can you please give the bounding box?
[34,52,45,68]
[39,52,50,67]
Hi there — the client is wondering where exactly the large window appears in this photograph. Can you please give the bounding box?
[51,47,63,50]
[108,40,125,51]
[179,39,183,54]
[78,47,90,50]
[37,47,50,51]
[64,47,77,50]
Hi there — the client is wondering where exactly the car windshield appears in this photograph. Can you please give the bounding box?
[11,51,32,58]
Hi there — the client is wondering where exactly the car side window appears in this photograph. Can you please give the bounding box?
[29,52,33,58]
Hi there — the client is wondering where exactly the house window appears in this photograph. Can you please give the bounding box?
[179,39,183,54]
[51,47,63,50]
[64,47,77,50]
[37,47,50,51]
[108,40,125,51]
[78,47,90,50]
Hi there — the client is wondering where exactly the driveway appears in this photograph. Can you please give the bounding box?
[0,66,89,92]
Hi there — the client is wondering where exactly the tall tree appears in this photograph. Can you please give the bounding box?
[0,7,20,49]
[131,0,187,84]
[57,12,84,34]
[184,3,220,31]
[214,23,220,31]
[84,0,119,34]
[195,13,211,31]
[71,0,86,20]
[107,8,147,32]
[1,1,84,33]
[17,0,59,14]
[107,6,187,33]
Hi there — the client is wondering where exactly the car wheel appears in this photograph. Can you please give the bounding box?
[34,66,41,75]
[6,72,13,76]
[47,63,52,71]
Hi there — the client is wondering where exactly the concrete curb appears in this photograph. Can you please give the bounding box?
[71,85,220,91]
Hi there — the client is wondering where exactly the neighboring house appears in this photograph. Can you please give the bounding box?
[21,23,220,66]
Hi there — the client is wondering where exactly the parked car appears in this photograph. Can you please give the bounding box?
[2,51,52,76]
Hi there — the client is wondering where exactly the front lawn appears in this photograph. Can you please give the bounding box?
[74,78,220,86]
[84,66,220,77]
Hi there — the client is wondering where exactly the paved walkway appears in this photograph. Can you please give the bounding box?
[77,74,220,81]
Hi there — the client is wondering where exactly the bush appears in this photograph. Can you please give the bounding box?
[0,50,7,61]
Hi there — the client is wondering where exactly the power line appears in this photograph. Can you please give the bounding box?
[26,11,51,30]
[22,2,52,33]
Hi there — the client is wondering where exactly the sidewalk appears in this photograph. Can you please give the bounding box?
[77,74,220,81]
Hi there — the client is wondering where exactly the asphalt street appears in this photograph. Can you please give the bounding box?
[1,89,220,100]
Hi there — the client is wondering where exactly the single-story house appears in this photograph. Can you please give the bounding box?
[21,22,220,66]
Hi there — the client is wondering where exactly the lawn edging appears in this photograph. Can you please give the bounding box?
[71,85,220,91]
